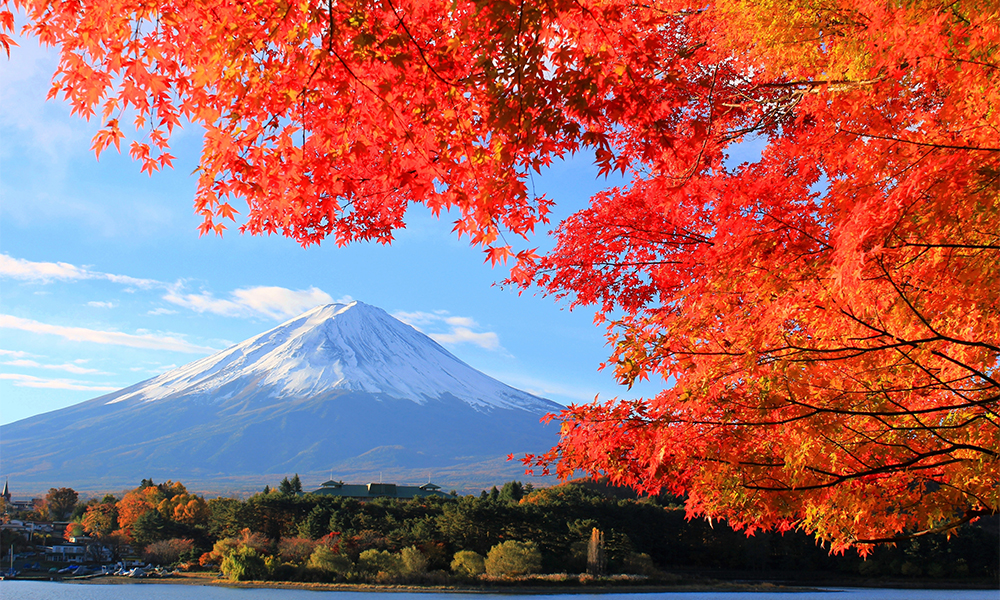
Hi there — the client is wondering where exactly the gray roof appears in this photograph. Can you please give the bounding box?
[312,480,449,499]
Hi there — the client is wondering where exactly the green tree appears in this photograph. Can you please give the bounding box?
[291,474,303,494]
[450,550,486,577]
[298,505,329,540]
[498,482,525,504]
[44,487,78,521]
[221,545,268,581]
[306,545,352,579]
[132,510,171,547]
[485,540,543,577]
[357,549,403,579]
[400,546,428,576]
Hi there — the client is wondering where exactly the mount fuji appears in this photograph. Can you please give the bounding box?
[0,302,563,494]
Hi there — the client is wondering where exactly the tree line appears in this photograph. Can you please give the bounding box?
[3,478,997,584]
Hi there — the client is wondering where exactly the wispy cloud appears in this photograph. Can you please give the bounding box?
[0,314,216,354]
[0,373,120,392]
[483,371,599,405]
[163,285,334,320]
[147,307,178,315]
[87,301,117,308]
[0,349,33,358]
[393,310,501,350]
[3,358,110,375]
[0,254,160,288]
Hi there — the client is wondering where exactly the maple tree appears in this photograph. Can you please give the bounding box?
[3,0,997,552]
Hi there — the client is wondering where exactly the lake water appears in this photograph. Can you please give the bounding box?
[1,582,997,600]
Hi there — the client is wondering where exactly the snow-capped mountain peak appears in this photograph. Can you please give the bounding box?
[107,301,555,412]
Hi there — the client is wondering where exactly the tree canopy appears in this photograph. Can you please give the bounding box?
[3,0,997,552]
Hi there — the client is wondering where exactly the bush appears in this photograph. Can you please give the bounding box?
[621,552,658,576]
[484,541,542,577]
[307,545,353,579]
[278,537,317,564]
[401,546,428,576]
[143,538,195,566]
[357,548,403,580]
[451,550,486,577]
[221,546,268,581]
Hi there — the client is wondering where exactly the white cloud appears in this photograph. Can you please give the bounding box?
[147,307,178,315]
[0,373,120,392]
[393,310,502,350]
[0,254,160,288]
[429,328,500,350]
[3,358,110,375]
[0,314,216,354]
[88,301,116,308]
[163,285,334,320]
[0,349,33,358]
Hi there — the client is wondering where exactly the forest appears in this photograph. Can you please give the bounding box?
[3,478,997,584]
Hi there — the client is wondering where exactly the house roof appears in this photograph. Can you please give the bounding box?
[311,480,449,500]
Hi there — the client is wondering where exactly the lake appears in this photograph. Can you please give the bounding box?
[1,582,997,600]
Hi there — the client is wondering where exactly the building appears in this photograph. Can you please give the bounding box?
[310,480,450,500]
[1,480,40,513]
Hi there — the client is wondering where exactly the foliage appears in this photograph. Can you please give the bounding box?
[116,488,157,533]
[221,545,268,581]
[63,521,84,541]
[357,548,404,579]
[485,540,543,577]
[18,477,1000,581]
[450,550,485,577]
[144,538,195,565]
[131,509,171,547]
[278,536,317,564]
[279,474,304,495]
[82,501,118,537]
[45,487,78,521]
[306,545,353,579]
[206,528,271,565]
[400,545,428,575]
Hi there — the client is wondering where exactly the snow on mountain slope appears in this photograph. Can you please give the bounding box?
[108,301,556,412]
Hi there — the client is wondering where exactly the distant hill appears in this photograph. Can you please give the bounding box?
[0,302,562,495]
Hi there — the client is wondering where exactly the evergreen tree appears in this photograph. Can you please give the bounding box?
[291,474,303,494]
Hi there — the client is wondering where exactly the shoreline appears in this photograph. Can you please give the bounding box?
[22,572,999,593]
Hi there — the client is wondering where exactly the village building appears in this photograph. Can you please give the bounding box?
[310,480,449,500]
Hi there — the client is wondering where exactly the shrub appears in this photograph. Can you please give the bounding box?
[143,538,195,566]
[451,550,486,577]
[401,546,428,576]
[278,537,317,563]
[307,545,353,579]
[484,541,542,577]
[357,548,403,579]
[221,546,268,581]
[621,552,658,576]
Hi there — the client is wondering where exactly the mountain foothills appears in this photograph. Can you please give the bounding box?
[0,302,562,493]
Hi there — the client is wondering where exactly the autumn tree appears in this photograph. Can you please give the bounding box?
[44,487,78,521]
[63,521,84,541]
[82,502,118,538]
[4,0,997,551]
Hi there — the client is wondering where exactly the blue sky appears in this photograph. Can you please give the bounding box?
[0,32,667,426]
